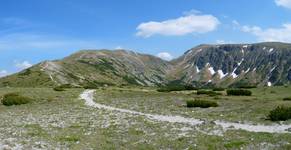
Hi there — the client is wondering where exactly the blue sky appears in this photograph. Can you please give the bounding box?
[1,0,291,76]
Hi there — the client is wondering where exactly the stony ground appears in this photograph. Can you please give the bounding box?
[0,87,291,149]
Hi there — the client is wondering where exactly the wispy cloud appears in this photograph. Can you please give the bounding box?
[0,70,9,77]
[0,33,100,51]
[275,0,291,9]
[15,60,33,70]
[242,24,291,42]
[136,11,220,38]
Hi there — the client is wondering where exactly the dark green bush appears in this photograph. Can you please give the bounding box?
[53,86,65,91]
[283,97,291,101]
[268,106,291,121]
[1,93,31,106]
[226,89,252,96]
[186,100,218,108]
[212,88,225,91]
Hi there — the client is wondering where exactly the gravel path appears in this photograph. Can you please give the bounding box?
[80,90,291,134]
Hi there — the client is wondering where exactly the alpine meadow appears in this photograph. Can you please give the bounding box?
[1,0,291,150]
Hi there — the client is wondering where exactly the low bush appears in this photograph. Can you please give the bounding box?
[1,93,31,106]
[283,97,291,101]
[186,100,218,108]
[268,106,291,121]
[237,85,257,89]
[53,86,65,91]
[226,89,252,96]
[157,84,197,92]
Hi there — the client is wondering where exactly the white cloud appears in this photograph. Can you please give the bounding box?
[216,40,226,44]
[242,24,291,42]
[136,12,220,37]
[157,52,173,61]
[15,61,33,70]
[0,70,9,77]
[115,46,123,49]
[275,0,291,9]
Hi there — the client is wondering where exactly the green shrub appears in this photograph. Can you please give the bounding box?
[268,106,291,121]
[53,86,65,91]
[226,89,252,96]
[1,93,31,106]
[283,97,291,101]
[186,100,218,108]
[212,88,225,91]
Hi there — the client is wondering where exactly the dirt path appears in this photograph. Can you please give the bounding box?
[80,90,291,134]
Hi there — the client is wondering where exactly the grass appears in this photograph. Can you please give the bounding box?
[0,86,291,149]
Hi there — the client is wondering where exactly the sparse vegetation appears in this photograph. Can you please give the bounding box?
[186,100,218,108]
[197,90,221,96]
[1,93,31,106]
[157,84,197,92]
[226,89,252,96]
[268,106,291,121]
[212,87,225,91]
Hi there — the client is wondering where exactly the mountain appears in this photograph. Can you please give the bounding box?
[0,50,172,87]
[171,42,291,87]
[0,42,290,88]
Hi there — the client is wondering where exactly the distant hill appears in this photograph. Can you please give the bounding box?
[0,50,172,87]
[0,42,290,88]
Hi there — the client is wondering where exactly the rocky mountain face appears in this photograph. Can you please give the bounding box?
[171,42,291,87]
[0,42,290,87]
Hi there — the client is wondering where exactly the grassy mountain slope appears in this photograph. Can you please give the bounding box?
[0,50,172,87]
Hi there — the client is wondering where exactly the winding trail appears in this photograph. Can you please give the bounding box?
[80,90,291,134]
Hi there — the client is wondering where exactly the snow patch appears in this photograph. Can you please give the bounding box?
[238,58,244,66]
[244,68,250,73]
[269,48,274,53]
[270,66,276,72]
[197,49,203,52]
[208,67,216,75]
[217,70,228,79]
[231,67,238,78]
[243,45,248,48]
[263,47,266,50]
[196,66,200,73]
[253,68,257,72]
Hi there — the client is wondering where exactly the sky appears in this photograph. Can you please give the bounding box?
[0,0,291,76]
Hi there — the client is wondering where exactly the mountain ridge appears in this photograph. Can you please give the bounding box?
[0,42,290,87]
